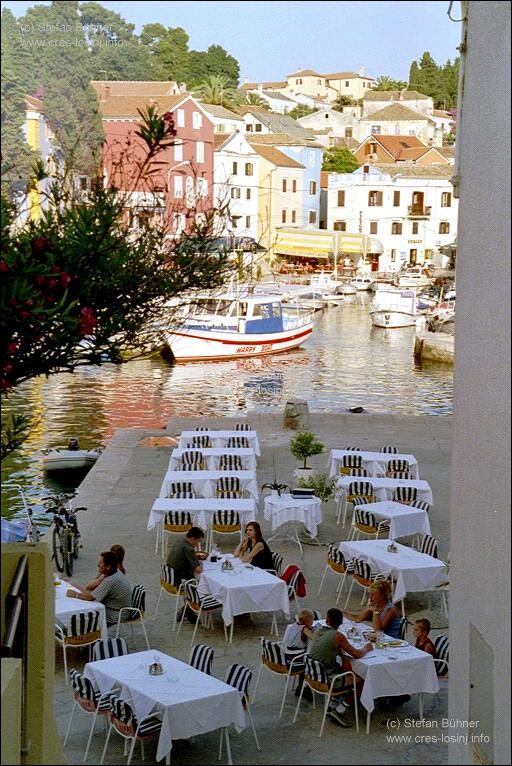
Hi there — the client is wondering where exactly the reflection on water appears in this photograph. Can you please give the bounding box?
[2,294,452,520]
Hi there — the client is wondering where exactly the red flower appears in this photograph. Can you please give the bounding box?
[0,260,10,273]
[79,306,97,336]
[6,342,18,355]
[8,298,17,307]
[46,279,58,290]
[31,238,49,255]
[34,275,46,287]
[60,272,72,288]
[51,265,61,273]
[163,111,174,122]
[18,310,33,320]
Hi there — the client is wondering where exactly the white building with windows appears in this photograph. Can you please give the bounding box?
[326,163,458,272]
[213,132,260,240]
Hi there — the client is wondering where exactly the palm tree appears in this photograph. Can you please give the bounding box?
[193,75,239,109]
[373,76,408,92]
[238,90,270,110]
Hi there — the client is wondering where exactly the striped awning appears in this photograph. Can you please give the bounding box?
[274,228,384,257]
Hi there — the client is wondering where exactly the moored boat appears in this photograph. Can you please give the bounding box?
[163,291,314,361]
[394,266,432,289]
[350,275,375,291]
[369,287,417,328]
[42,439,102,472]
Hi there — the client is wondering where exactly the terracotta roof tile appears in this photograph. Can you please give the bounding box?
[324,71,373,80]
[361,103,432,121]
[287,69,323,77]
[240,81,287,91]
[373,163,454,178]
[97,94,187,118]
[250,145,305,168]
[247,132,323,148]
[91,80,180,97]
[363,90,429,101]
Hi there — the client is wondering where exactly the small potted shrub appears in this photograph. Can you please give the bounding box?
[297,472,337,503]
[290,431,324,479]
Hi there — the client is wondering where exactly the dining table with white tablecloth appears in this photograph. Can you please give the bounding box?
[178,430,260,456]
[54,580,109,639]
[339,539,447,604]
[84,649,246,763]
[263,493,323,538]
[168,447,257,472]
[349,500,432,540]
[327,449,420,479]
[159,470,259,500]
[336,475,433,505]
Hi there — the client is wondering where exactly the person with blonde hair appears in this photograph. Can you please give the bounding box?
[344,579,402,640]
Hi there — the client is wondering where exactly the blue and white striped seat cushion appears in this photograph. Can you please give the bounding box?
[219,455,243,470]
[226,436,249,448]
[164,511,192,527]
[212,510,241,528]
[182,451,204,463]
[58,610,99,638]
[69,669,113,711]
[393,486,418,503]
[189,643,214,674]
[92,638,128,661]
[110,696,162,735]
[234,423,251,430]
[387,459,410,473]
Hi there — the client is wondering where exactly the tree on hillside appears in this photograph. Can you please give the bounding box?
[332,94,360,112]
[187,45,240,89]
[287,104,316,119]
[193,75,239,109]
[409,52,459,108]
[237,91,270,110]
[373,75,408,91]
[140,24,191,83]
[1,107,232,401]
[322,147,359,173]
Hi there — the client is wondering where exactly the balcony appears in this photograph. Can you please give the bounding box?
[407,205,431,218]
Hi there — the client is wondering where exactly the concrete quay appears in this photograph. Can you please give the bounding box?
[55,412,451,765]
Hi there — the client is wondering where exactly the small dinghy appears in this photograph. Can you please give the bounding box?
[42,437,102,472]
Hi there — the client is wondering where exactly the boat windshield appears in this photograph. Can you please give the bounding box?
[195,299,234,315]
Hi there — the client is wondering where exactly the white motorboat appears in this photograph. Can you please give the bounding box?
[337,282,357,296]
[369,287,418,328]
[163,289,314,361]
[42,440,102,472]
[394,266,432,289]
[350,275,375,291]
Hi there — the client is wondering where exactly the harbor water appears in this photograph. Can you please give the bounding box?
[1,294,452,521]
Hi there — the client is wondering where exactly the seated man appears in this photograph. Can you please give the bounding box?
[66,550,132,628]
[167,526,208,623]
[308,607,372,727]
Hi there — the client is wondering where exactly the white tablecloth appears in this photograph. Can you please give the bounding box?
[350,501,431,540]
[159,470,259,500]
[148,498,257,532]
[263,494,323,537]
[200,560,290,627]
[328,450,420,479]
[55,581,108,639]
[168,447,257,472]
[84,649,246,762]
[178,430,261,456]
[339,539,446,603]
[336,476,433,505]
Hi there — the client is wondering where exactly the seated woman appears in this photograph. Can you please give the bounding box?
[234,521,273,570]
[344,580,402,640]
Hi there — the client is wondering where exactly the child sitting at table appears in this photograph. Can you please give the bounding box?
[413,618,436,657]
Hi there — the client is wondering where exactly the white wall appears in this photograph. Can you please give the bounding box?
[449,3,511,764]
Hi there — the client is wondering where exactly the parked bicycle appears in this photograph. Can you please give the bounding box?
[7,485,41,544]
[44,492,86,577]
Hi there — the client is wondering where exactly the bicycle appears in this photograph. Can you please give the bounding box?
[44,493,86,577]
[9,485,41,544]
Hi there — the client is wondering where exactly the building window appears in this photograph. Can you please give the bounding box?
[308,210,317,224]
[345,80,349,87]
[231,215,241,228]
[172,212,186,234]
[371,126,381,135]
[368,190,383,206]
[215,123,226,133]
[393,190,400,207]
[291,209,297,223]
[174,142,183,161]
[244,162,253,176]
[391,249,397,262]
[441,191,452,207]
[365,142,378,155]
[412,222,419,234]
[309,180,317,195]
[254,123,262,132]
[196,141,204,163]
[370,221,378,234]
[196,178,208,197]
[391,222,403,235]
[337,190,345,206]
[192,111,202,129]
[296,78,303,85]
[344,128,353,138]
[245,215,251,229]
[232,161,238,175]
[333,221,346,231]
[292,179,297,193]
[281,209,287,223]
[246,188,251,200]
[439,221,450,234]
[282,179,287,192]
[309,151,316,167]
[177,109,185,127]
[174,175,183,198]
[246,124,253,132]
[231,187,241,199]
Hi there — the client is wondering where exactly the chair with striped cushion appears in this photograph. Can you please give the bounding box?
[380,445,399,454]
[386,458,410,476]
[162,510,193,556]
[339,454,363,475]
[226,436,249,448]
[218,454,243,471]
[346,467,368,477]
[433,635,449,677]
[115,584,150,651]
[216,476,242,498]
[317,544,354,603]
[64,669,117,761]
[410,499,431,512]
[100,695,163,765]
[293,655,359,737]
[92,638,129,661]
[418,534,439,558]
[285,567,307,612]
[342,445,361,450]
[349,508,390,541]
[399,617,409,641]
[388,470,413,480]
[188,643,214,675]
[252,637,306,718]
[209,510,242,550]
[336,481,377,527]
[194,426,209,431]
[265,551,284,577]
[189,435,212,448]
[343,558,390,609]
[234,423,251,431]
[393,485,418,504]
[55,610,102,683]
[220,664,260,756]
[180,462,203,471]
[153,565,185,631]
[166,482,195,498]
[177,579,227,645]
[181,450,205,466]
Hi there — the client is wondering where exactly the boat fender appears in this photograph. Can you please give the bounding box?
[347,406,365,414]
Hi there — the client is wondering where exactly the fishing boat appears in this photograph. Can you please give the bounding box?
[369,287,418,328]
[42,438,102,472]
[394,266,432,289]
[163,290,314,361]
[350,275,375,291]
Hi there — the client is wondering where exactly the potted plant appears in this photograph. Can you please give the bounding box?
[262,457,290,496]
[297,472,337,503]
[290,431,324,480]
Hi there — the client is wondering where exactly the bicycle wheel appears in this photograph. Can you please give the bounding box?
[52,526,65,572]
[64,530,74,577]
[72,527,80,559]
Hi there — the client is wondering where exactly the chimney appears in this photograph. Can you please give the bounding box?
[359,65,365,77]
[244,78,249,84]
[179,82,187,93]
